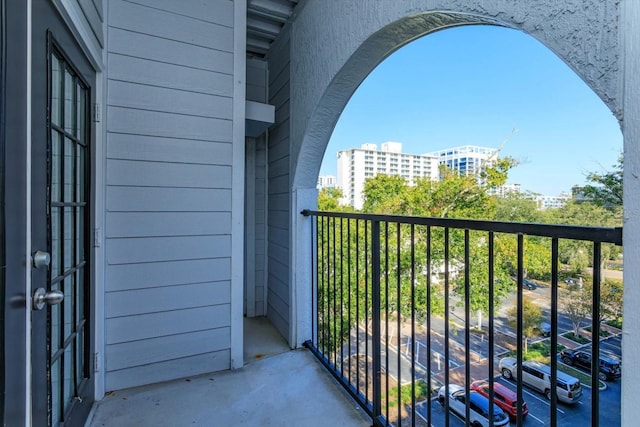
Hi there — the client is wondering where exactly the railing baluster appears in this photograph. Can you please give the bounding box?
[592,241,602,427]
[464,229,471,425]
[426,226,432,425]
[550,237,559,427]
[365,220,370,405]
[516,234,524,424]
[332,217,337,368]
[488,231,495,427]
[410,223,416,427]
[340,217,344,378]
[347,218,352,385]
[396,222,402,427]
[444,227,450,427]
[355,218,360,397]
[384,221,390,422]
[371,220,382,426]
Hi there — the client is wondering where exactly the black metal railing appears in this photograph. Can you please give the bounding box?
[301,209,622,427]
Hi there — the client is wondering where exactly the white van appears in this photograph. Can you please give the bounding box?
[498,358,582,404]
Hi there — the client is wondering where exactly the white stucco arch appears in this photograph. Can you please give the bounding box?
[281,2,640,424]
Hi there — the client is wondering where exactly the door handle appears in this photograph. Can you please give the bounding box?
[33,288,64,310]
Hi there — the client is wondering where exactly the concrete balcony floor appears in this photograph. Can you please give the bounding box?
[87,317,369,427]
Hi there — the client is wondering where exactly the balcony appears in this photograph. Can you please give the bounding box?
[88,211,622,427]
[301,210,622,427]
[87,317,370,426]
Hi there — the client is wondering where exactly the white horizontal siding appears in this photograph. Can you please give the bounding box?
[107,133,232,164]
[107,106,232,142]
[106,283,230,318]
[105,0,236,388]
[106,305,230,344]
[106,350,230,392]
[107,212,231,237]
[108,27,233,73]
[108,53,233,97]
[106,186,231,212]
[107,260,231,292]
[106,328,230,371]
[266,36,291,341]
[108,0,232,50]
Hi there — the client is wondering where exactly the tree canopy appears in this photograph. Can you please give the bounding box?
[580,154,623,210]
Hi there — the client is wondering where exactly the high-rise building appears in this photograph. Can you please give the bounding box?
[317,175,337,189]
[428,145,499,177]
[336,142,439,209]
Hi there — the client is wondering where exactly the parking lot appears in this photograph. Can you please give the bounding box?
[416,373,620,426]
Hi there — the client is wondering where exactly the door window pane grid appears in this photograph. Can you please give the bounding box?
[48,47,90,427]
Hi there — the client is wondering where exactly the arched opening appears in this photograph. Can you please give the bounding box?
[288,9,625,425]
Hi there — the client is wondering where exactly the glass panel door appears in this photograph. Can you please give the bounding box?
[48,46,90,427]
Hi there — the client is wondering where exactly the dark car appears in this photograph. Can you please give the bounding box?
[522,278,537,290]
[511,277,537,290]
[560,349,621,381]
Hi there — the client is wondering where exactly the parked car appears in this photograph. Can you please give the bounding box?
[560,349,622,381]
[511,276,537,290]
[538,321,551,337]
[470,380,528,421]
[498,358,582,404]
[437,384,510,427]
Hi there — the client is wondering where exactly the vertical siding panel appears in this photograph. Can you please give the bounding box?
[105,0,235,389]
[267,34,291,341]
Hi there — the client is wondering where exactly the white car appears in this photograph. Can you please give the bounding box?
[437,384,510,427]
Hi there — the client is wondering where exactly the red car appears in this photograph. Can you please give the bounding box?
[470,380,529,421]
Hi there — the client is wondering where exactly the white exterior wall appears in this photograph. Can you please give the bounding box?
[103,0,241,391]
[266,28,292,341]
[621,1,640,425]
[336,145,438,209]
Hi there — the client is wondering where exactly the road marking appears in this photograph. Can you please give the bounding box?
[498,378,566,414]
[529,413,545,424]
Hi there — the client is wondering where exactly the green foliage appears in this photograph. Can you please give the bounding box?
[318,187,349,211]
[362,175,409,214]
[385,380,430,407]
[506,298,544,353]
[507,342,565,362]
[563,332,590,344]
[562,282,592,338]
[581,154,623,209]
[494,194,541,223]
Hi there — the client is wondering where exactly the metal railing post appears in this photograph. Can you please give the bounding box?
[371,220,383,426]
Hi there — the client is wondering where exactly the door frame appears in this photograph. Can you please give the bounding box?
[3,0,30,425]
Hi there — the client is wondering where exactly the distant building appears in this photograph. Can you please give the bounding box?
[488,183,522,197]
[336,142,440,209]
[317,175,336,189]
[427,145,499,177]
[529,192,572,209]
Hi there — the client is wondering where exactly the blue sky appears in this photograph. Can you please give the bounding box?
[320,25,622,196]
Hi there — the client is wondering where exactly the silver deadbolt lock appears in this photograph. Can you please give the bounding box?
[32,250,51,269]
[33,288,64,310]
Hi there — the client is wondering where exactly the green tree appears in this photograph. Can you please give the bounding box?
[318,187,345,211]
[563,283,592,339]
[362,174,409,213]
[494,194,542,223]
[507,298,544,354]
[581,154,623,209]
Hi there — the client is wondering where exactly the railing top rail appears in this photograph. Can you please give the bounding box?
[301,209,623,245]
